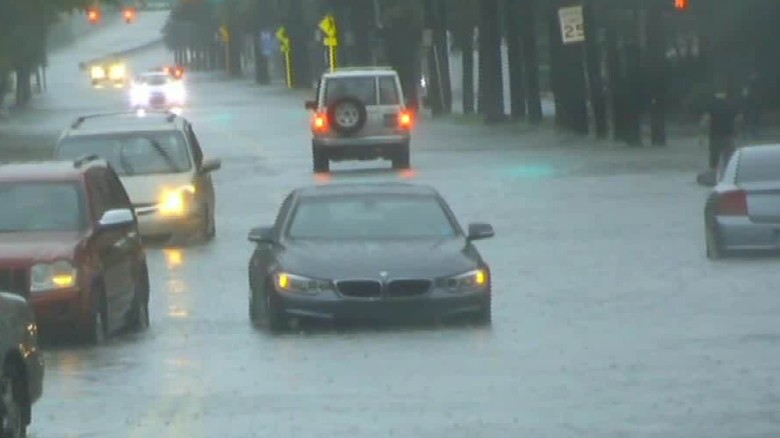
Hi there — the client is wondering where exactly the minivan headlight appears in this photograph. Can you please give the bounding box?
[31,261,77,292]
[158,185,195,216]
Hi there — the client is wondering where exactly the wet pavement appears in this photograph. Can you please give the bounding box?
[2,18,780,438]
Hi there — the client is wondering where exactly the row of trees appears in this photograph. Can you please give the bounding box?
[0,0,122,108]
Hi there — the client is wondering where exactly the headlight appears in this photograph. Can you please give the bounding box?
[130,85,149,104]
[109,64,126,80]
[90,66,106,79]
[31,260,77,293]
[158,185,195,216]
[165,83,186,103]
[274,272,333,295]
[438,269,489,294]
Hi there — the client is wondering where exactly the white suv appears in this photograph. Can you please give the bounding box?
[305,67,413,173]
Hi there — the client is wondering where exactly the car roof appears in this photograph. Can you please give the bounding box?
[295,182,439,198]
[60,111,184,138]
[323,67,397,79]
[0,159,104,183]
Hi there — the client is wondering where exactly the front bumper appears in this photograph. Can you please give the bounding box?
[274,288,487,321]
[717,216,780,251]
[136,207,203,243]
[29,287,89,332]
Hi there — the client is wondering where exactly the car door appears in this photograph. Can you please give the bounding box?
[88,169,135,332]
[184,123,213,212]
[104,168,142,321]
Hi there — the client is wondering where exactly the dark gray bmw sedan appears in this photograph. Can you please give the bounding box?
[247,183,495,331]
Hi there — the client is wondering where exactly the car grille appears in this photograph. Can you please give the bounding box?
[336,280,382,298]
[0,268,29,299]
[386,280,431,297]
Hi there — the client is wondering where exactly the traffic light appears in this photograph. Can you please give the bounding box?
[674,0,688,10]
[87,7,101,24]
[123,7,137,23]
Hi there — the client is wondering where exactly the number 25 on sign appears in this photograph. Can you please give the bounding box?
[558,6,585,44]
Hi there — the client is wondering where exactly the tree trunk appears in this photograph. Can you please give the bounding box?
[287,0,312,88]
[549,0,588,134]
[584,0,607,138]
[479,0,504,123]
[462,27,475,114]
[15,66,32,107]
[604,10,624,141]
[548,3,566,127]
[520,0,542,123]
[424,0,443,115]
[504,0,526,120]
[646,0,666,146]
[435,0,452,113]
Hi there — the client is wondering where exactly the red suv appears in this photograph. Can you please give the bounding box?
[0,156,150,344]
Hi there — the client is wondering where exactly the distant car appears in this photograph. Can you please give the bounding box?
[54,111,221,245]
[305,67,414,173]
[247,183,494,331]
[0,291,44,438]
[0,158,149,343]
[129,72,186,111]
[88,60,128,88]
[705,144,780,258]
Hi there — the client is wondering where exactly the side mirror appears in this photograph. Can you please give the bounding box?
[99,209,135,231]
[467,223,494,241]
[201,158,222,173]
[248,226,275,243]
[305,100,317,110]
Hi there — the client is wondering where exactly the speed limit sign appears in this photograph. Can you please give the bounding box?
[558,6,585,44]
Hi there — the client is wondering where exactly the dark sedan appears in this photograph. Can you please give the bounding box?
[705,144,780,258]
[247,183,495,330]
[0,291,44,438]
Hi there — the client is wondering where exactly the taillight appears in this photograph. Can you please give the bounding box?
[398,110,413,129]
[717,190,748,216]
[312,112,328,132]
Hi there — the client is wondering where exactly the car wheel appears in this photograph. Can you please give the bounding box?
[249,289,262,326]
[327,97,367,135]
[473,294,492,326]
[130,265,150,331]
[312,149,329,173]
[85,287,108,345]
[705,223,727,260]
[264,284,287,332]
[392,143,411,170]
[0,364,25,438]
[207,205,216,239]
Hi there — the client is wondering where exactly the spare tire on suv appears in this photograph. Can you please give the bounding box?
[327,96,367,135]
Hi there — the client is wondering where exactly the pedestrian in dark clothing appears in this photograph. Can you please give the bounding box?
[702,90,740,172]
[742,73,761,138]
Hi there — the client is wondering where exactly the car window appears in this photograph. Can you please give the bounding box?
[324,77,377,106]
[736,148,780,183]
[139,74,169,86]
[378,77,400,105]
[287,195,457,240]
[56,131,192,176]
[185,124,204,168]
[0,182,85,232]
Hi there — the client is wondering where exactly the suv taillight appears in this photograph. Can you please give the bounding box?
[717,190,748,216]
[398,110,413,129]
[312,112,328,132]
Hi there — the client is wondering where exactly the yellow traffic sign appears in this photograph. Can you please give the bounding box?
[219,26,229,42]
[319,15,336,38]
[276,26,290,53]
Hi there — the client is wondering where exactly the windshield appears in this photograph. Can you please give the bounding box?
[56,132,191,176]
[139,74,169,86]
[287,195,458,240]
[0,182,84,232]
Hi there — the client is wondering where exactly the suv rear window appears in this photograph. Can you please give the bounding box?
[324,77,376,106]
[378,77,400,105]
[736,148,780,183]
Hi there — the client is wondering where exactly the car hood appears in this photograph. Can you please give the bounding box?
[277,238,481,280]
[0,231,82,264]
[120,173,194,205]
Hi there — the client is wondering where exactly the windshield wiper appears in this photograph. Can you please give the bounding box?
[149,139,180,172]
